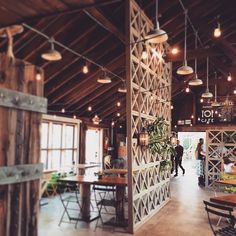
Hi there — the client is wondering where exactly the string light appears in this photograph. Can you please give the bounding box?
[214,22,221,38]
[171,47,179,55]
[234,88,236,94]
[82,64,89,74]
[117,101,121,107]
[61,108,65,113]
[171,105,174,109]
[73,115,76,119]
[200,98,204,103]
[227,73,232,82]
[191,115,194,119]
[88,105,92,111]
[185,87,190,93]
[117,112,120,117]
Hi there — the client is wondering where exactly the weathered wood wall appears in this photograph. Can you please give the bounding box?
[0,54,44,236]
[126,0,172,233]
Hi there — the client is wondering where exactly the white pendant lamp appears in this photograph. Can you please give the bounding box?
[189,32,203,86]
[145,0,168,43]
[211,84,220,107]
[97,70,112,84]
[202,57,213,98]
[118,82,127,93]
[41,38,62,61]
[177,10,193,75]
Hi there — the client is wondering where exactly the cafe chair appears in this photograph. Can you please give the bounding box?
[104,155,112,169]
[93,185,123,231]
[58,182,82,228]
[203,200,236,236]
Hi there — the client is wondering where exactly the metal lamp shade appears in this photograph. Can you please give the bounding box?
[188,74,203,86]
[97,75,112,84]
[201,89,213,98]
[177,64,194,75]
[146,27,168,44]
[41,49,62,61]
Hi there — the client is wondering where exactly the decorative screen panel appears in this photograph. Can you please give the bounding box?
[126,0,172,231]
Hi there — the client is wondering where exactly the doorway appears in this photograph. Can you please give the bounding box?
[85,128,103,164]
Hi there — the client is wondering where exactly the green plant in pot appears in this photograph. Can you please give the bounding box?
[147,117,176,172]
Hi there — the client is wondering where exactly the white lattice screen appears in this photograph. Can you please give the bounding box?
[126,0,172,232]
[205,127,236,187]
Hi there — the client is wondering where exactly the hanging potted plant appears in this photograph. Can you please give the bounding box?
[147,118,175,172]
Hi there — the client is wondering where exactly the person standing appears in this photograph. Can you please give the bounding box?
[196,138,206,186]
[174,140,185,177]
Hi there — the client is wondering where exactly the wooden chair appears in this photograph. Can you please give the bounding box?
[203,200,236,236]
[104,155,112,169]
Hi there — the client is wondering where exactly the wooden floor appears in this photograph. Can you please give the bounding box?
[39,160,213,236]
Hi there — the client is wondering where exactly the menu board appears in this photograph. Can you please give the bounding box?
[197,100,236,124]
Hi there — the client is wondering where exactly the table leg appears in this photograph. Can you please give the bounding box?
[116,186,125,221]
[80,183,91,220]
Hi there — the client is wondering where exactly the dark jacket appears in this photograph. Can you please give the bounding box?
[175,145,183,159]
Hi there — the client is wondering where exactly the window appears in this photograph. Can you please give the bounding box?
[41,115,80,171]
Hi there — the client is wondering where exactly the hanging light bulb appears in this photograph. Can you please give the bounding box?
[117,112,121,117]
[211,84,220,107]
[201,57,213,98]
[111,121,115,126]
[41,38,62,61]
[185,87,190,93]
[92,114,101,125]
[234,88,236,94]
[73,115,76,119]
[191,115,194,119]
[227,73,232,81]
[141,44,148,60]
[118,82,127,93]
[171,105,174,109]
[214,22,221,38]
[189,32,203,86]
[171,47,179,55]
[145,0,168,43]
[61,108,65,113]
[88,105,92,111]
[177,10,194,75]
[82,63,89,74]
[35,67,42,81]
[117,101,121,107]
[97,70,112,84]
[200,98,204,103]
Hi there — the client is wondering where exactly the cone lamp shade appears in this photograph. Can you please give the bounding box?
[97,71,112,84]
[189,74,203,86]
[211,84,220,107]
[145,0,168,44]
[41,39,62,61]
[118,82,127,93]
[177,10,193,75]
[201,57,213,98]
[188,32,202,85]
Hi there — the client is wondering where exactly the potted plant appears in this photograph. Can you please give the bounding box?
[147,118,175,172]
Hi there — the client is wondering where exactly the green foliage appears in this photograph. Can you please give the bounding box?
[147,117,175,158]
[160,160,172,172]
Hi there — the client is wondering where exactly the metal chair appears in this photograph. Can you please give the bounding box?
[93,185,121,231]
[203,200,236,236]
[58,182,82,228]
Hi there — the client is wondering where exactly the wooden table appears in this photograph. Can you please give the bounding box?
[67,163,100,175]
[60,175,127,222]
[215,179,236,187]
[103,169,128,176]
[210,194,236,207]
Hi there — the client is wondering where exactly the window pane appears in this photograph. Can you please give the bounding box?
[41,123,48,149]
[41,150,47,169]
[52,124,62,148]
[61,150,73,172]
[50,150,61,170]
[65,126,74,148]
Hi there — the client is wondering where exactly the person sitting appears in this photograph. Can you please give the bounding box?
[222,156,235,173]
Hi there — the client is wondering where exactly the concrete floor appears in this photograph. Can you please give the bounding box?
[39,160,214,236]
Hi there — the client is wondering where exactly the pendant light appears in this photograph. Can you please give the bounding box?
[41,37,62,61]
[188,32,203,86]
[201,57,213,98]
[97,69,112,84]
[145,0,168,43]
[92,114,101,125]
[214,22,221,38]
[118,81,127,93]
[177,10,193,75]
[211,84,220,107]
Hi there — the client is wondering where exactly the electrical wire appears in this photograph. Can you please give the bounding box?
[22,23,124,82]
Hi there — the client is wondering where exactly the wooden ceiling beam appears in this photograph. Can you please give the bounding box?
[166,47,221,62]
[101,106,126,120]
[84,8,125,43]
[49,53,124,104]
